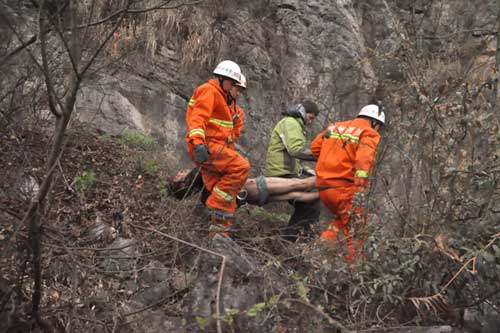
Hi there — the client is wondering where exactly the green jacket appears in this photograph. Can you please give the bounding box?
[264,116,313,177]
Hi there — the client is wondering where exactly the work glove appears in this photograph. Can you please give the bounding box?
[194,144,209,164]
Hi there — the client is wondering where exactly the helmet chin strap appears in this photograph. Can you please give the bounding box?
[218,76,231,92]
[217,76,225,89]
[217,76,233,104]
[371,119,382,129]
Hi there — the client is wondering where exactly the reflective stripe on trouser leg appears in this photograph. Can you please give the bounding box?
[321,220,342,241]
[208,209,233,237]
[203,143,250,214]
[319,185,364,263]
[208,220,232,234]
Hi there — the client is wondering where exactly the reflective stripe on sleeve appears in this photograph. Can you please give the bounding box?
[208,118,233,128]
[189,129,205,138]
[355,170,369,178]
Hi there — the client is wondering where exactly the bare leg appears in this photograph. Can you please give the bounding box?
[260,176,316,195]
[172,170,319,205]
[267,191,319,203]
[241,178,259,202]
[242,176,317,205]
[173,169,192,182]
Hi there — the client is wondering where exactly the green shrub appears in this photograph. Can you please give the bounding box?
[247,206,289,224]
[121,132,157,150]
[158,179,169,198]
[144,159,159,175]
[135,158,160,177]
[74,170,96,192]
[99,133,112,142]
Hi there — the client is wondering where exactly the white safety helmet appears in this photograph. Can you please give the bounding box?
[236,73,247,89]
[358,104,385,124]
[213,60,242,83]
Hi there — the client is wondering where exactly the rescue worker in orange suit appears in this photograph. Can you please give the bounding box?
[311,104,385,263]
[227,74,246,150]
[185,60,250,237]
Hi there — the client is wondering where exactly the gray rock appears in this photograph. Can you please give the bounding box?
[170,268,195,291]
[139,260,170,285]
[464,308,500,333]
[132,283,172,306]
[18,175,39,200]
[120,300,185,333]
[101,238,140,274]
[182,234,287,332]
[106,237,139,257]
[210,234,259,276]
[86,213,117,241]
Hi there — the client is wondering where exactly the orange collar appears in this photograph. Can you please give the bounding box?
[356,117,372,127]
[208,79,228,98]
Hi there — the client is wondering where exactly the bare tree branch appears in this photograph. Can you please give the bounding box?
[81,0,97,55]
[38,0,63,118]
[79,0,131,77]
[75,0,172,29]
[0,75,26,105]
[0,0,70,68]
[1,11,44,72]
[493,0,500,114]
[132,223,226,333]
[422,29,496,40]
[74,0,204,29]
[127,0,204,13]
[0,34,37,68]
[49,7,80,81]
[285,298,351,332]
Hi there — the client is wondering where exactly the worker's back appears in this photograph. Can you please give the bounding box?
[312,117,380,187]
[264,116,306,177]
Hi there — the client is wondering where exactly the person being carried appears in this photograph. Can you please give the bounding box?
[311,104,385,263]
[264,100,321,242]
[170,168,318,205]
[185,60,250,237]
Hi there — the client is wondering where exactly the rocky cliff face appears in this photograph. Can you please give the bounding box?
[75,0,392,173]
[3,1,500,331]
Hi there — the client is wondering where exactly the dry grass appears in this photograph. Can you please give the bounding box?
[88,0,225,69]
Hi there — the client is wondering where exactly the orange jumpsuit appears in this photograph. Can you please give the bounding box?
[185,79,250,226]
[311,117,380,263]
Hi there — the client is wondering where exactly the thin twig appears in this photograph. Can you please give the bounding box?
[409,232,500,312]
[422,29,496,40]
[38,0,63,118]
[132,224,226,333]
[0,34,37,67]
[57,160,75,193]
[74,0,204,29]
[122,288,187,317]
[79,0,130,77]
[285,298,351,332]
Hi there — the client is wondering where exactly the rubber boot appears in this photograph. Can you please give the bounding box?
[208,210,233,238]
